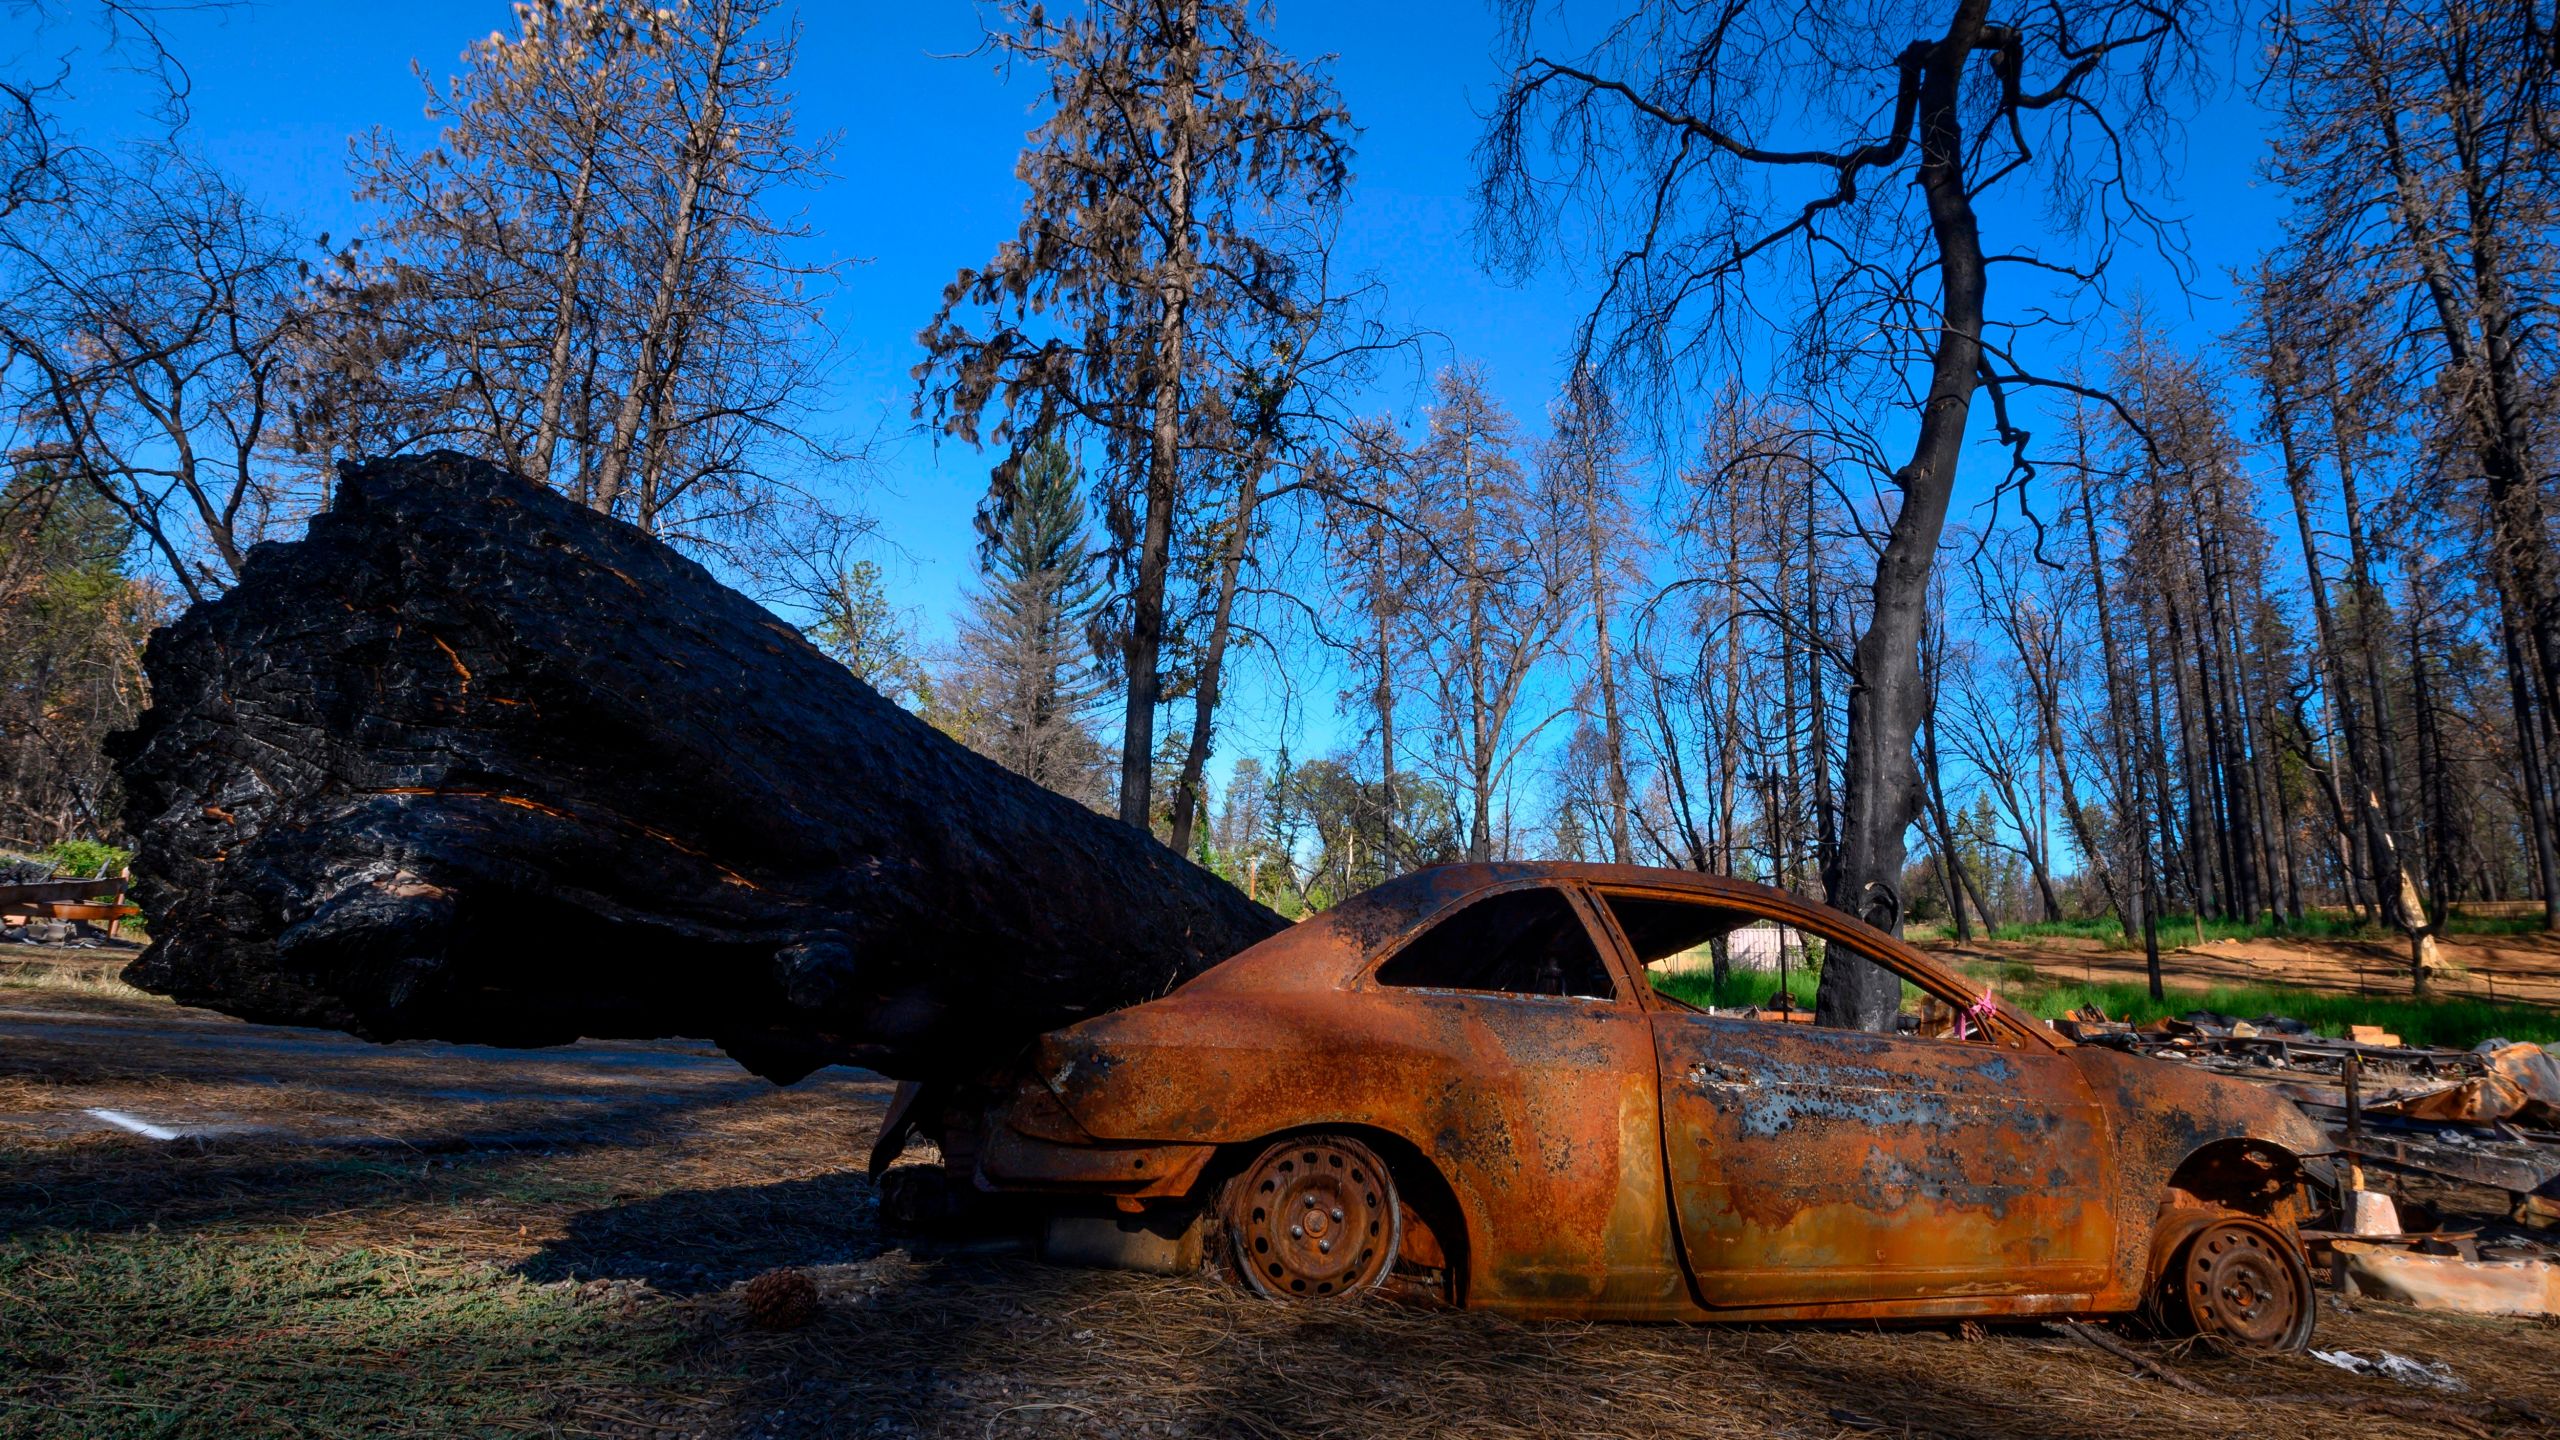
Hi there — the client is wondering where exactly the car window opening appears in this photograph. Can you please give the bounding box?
[1603,892,1992,1042]
[1373,887,1617,1000]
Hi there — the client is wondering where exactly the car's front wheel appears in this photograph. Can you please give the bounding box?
[1223,1133,1401,1300]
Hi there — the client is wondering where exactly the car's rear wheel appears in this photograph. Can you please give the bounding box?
[2151,1210,2315,1351]
[1223,1133,1401,1300]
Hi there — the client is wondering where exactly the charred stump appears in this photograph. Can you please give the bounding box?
[110,453,1286,1081]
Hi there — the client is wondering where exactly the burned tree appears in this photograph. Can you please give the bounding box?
[1477,0,2215,1029]
[915,0,1352,835]
[111,454,1286,1083]
[2265,0,2560,931]
[321,0,840,556]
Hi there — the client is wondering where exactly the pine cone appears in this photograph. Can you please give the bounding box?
[741,1268,820,1331]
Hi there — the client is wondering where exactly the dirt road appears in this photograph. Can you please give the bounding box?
[5,962,2556,1439]
[1933,928,2560,1008]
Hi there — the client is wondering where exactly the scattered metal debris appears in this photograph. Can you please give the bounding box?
[2059,1003,2560,1325]
[2309,1347,2468,1393]
[2332,1239,2560,1316]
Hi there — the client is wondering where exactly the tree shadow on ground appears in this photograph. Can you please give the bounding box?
[0,1141,581,1241]
[516,1172,895,1295]
[654,1242,2534,1440]
[0,1081,796,1244]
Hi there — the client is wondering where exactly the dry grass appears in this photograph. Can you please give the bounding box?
[0,945,157,1000]
[5,989,2557,1439]
[627,1251,2560,1440]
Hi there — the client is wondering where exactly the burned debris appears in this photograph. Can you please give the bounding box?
[2060,1007,2560,1314]
[108,454,1286,1082]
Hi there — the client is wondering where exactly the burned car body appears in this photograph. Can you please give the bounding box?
[886,864,2332,1347]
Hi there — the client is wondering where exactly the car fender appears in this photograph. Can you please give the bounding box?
[2069,1045,2332,1298]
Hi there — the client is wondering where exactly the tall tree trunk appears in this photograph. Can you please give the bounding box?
[1815,0,1991,1031]
[1651,672,1709,872]
[1806,469,1836,889]
[2078,468,2164,997]
[2372,64,2560,883]
[2161,595,2222,917]
[1925,814,1971,943]
[2268,354,2389,925]
[2332,381,2438,983]
[2497,602,2560,929]
[1166,439,1267,855]
[1460,424,1495,863]
[593,5,730,515]
[2408,579,2453,924]
[632,314,693,533]
[2019,766,2066,922]
[2024,643,2115,924]
[1584,457,1631,863]
[2212,531,2282,922]
[1116,0,1201,833]
[530,148,598,487]
[2144,631,2194,927]
[1920,692,1993,938]
[1372,513,1400,876]
[2072,470,2142,943]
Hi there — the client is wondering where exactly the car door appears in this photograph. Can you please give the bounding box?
[1358,879,1688,1316]
[1593,888,2115,1310]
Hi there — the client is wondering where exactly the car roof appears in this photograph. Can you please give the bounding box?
[1202,861,2011,1022]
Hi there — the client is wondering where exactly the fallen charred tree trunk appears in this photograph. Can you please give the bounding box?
[111,453,1287,1081]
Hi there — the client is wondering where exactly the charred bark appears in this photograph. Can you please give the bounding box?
[1815,0,1991,1032]
[111,453,1287,1083]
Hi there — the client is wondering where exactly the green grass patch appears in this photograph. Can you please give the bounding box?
[0,1232,681,1438]
[2444,913,2552,936]
[1991,911,2385,947]
[1988,978,2560,1050]
[1654,962,2559,1050]
[1991,908,2555,948]
[1652,967,1929,1013]
[1653,966,1820,1011]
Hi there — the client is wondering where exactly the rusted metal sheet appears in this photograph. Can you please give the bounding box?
[2334,1239,2560,1316]
[945,862,2333,1340]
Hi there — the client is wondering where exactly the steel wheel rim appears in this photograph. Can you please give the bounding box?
[1227,1136,1398,1300]
[2180,1220,2311,1350]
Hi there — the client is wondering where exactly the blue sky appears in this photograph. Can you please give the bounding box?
[42,0,2302,792]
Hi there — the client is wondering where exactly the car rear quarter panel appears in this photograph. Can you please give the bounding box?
[1032,987,1694,1316]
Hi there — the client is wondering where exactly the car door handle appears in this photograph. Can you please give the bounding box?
[1687,1060,1755,1087]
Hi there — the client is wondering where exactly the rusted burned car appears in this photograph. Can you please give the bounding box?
[876,863,2332,1349]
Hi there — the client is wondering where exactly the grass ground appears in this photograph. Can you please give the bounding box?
[7,968,2560,1438]
[1992,909,2552,947]
[6,1233,681,1437]
[1648,949,2560,1048]
[1974,975,2560,1048]
[1651,965,1827,1011]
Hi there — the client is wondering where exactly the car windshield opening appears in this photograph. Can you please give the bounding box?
[1373,887,1616,999]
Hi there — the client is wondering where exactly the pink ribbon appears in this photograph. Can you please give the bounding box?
[1953,987,1998,1042]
